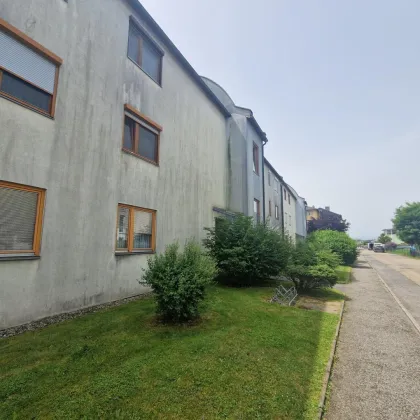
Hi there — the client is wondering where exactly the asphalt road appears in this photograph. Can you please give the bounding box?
[326,251,420,420]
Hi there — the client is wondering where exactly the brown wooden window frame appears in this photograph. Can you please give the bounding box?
[115,203,156,254]
[275,205,279,220]
[127,18,163,86]
[0,18,62,118]
[253,142,259,175]
[0,180,46,256]
[123,104,162,165]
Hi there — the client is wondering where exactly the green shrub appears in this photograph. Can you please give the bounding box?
[203,215,291,286]
[286,263,338,291]
[141,240,217,322]
[316,249,342,268]
[309,230,357,266]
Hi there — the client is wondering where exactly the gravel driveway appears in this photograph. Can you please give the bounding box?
[326,252,420,419]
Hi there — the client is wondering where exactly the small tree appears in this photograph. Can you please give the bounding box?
[377,233,392,244]
[141,240,217,322]
[393,202,420,245]
[203,215,291,286]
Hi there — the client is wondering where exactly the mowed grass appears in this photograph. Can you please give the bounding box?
[1,287,339,419]
[336,266,352,284]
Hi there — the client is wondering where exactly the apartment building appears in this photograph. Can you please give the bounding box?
[286,184,307,241]
[263,159,307,241]
[281,182,297,240]
[202,77,266,223]
[264,159,284,231]
[0,0,230,328]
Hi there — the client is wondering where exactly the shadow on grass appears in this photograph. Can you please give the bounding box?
[0,286,340,420]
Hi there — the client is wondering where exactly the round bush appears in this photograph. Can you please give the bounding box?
[141,240,217,322]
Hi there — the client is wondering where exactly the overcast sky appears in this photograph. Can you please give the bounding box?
[140,0,420,239]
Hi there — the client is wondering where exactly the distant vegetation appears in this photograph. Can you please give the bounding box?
[393,202,420,245]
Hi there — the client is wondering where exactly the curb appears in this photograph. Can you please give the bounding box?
[317,298,345,420]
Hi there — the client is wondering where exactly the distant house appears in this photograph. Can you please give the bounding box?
[382,228,404,244]
[306,206,347,232]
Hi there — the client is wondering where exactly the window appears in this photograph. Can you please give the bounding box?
[0,181,45,256]
[269,200,272,217]
[128,20,163,85]
[284,188,287,200]
[116,204,156,253]
[253,143,259,175]
[288,193,290,204]
[0,18,62,116]
[268,171,271,186]
[275,205,279,220]
[253,199,260,222]
[123,104,162,165]
[274,179,279,193]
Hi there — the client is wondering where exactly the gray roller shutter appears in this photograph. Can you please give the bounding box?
[0,186,38,251]
[0,30,56,94]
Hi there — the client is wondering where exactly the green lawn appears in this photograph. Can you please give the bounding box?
[336,266,352,284]
[1,287,339,419]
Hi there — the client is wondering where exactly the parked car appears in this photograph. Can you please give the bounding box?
[373,243,385,253]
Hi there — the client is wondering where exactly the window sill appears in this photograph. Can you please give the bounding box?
[0,92,54,119]
[0,254,40,261]
[127,57,162,87]
[122,149,159,166]
[115,251,155,256]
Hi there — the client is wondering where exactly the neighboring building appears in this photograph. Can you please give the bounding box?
[281,182,297,240]
[0,0,231,328]
[382,228,404,244]
[307,206,342,222]
[286,184,307,241]
[306,207,320,220]
[202,77,266,223]
[264,159,284,232]
[263,159,306,242]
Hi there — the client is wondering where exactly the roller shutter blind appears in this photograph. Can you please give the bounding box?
[0,30,56,94]
[0,185,39,252]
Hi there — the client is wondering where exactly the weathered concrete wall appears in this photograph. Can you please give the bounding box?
[0,0,228,328]
[295,197,307,239]
[201,77,264,218]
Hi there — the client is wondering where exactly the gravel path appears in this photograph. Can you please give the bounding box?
[326,253,420,420]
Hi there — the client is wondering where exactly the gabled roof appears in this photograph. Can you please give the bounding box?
[126,1,230,118]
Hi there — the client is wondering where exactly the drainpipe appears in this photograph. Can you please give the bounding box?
[261,139,267,223]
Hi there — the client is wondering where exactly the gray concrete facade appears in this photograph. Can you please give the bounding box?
[0,0,229,328]
[202,77,266,221]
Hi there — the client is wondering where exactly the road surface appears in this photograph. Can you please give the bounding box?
[326,251,420,420]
